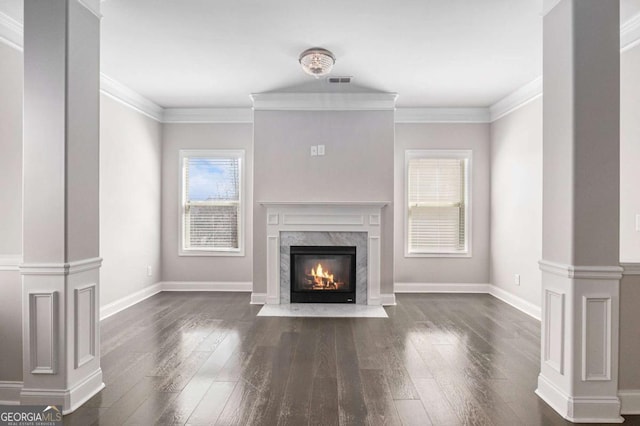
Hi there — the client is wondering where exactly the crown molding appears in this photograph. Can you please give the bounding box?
[4,6,640,124]
[491,12,640,121]
[251,92,398,111]
[395,107,490,123]
[99,73,164,121]
[0,11,22,51]
[490,76,543,122]
[0,11,163,122]
[163,108,253,123]
[0,11,163,121]
[76,0,102,19]
[541,0,563,17]
[622,12,640,53]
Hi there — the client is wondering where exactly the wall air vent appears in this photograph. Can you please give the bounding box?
[327,76,352,84]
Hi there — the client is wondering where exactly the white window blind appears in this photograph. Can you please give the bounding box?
[181,152,243,253]
[407,152,470,255]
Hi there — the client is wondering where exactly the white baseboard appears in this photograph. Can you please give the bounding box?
[21,368,104,415]
[161,281,252,292]
[536,375,624,423]
[488,285,541,320]
[100,282,254,319]
[394,282,491,293]
[393,282,541,320]
[250,292,267,304]
[0,381,22,405]
[619,389,640,414]
[380,293,396,306]
[100,282,163,320]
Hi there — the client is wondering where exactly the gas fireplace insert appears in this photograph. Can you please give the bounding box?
[290,245,356,303]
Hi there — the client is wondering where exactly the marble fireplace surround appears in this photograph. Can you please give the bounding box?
[261,202,387,305]
[280,231,367,304]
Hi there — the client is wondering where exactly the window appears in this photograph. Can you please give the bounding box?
[405,150,471,257]
[180,150,244,256]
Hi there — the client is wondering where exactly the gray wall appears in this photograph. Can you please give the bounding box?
[0,42,22,256]
[100,95,163,306]
[394,123,491,284]
[620,273,640,390]
[620,43,640,262]
[618,44,640,391]
[490,98,543,305]
[161,123,254,283]
[0,41,23,382]
[253,110,395,295]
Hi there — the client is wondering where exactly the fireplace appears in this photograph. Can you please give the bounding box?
[290,246,356,303]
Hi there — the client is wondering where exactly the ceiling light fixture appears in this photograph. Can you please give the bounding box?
[299,47,336,78]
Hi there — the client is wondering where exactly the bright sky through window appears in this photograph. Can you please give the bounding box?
[187,158,239,202]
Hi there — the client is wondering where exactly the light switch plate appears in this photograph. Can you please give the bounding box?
[310,146,317,156]
[636,214,640,231]
[515,274,520,286]
[317,145,325,156]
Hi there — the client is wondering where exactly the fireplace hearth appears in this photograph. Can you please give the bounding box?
[290,246,356,303]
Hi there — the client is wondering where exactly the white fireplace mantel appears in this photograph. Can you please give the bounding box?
[260,201,389,305]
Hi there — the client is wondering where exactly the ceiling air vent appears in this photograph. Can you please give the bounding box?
[327,76,352,84]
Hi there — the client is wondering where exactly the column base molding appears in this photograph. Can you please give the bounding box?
[537,374,624,423]
[21,257,103,415]
[20,368,104,415]
[538,259,623,423]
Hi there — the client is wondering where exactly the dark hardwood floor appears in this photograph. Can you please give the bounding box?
[64,292,640,425]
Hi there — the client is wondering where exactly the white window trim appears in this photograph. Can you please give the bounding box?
[404,149,473,258]
[178,149,246,257]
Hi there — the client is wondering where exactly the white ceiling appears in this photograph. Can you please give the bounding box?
[1,0,639,109]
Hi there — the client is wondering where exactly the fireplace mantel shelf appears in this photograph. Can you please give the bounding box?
[259,201,389,208]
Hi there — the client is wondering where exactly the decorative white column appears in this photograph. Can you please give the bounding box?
[537,0,622,422]
[20,0,103,414]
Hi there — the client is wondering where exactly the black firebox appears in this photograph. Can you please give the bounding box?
[290,246,356,303]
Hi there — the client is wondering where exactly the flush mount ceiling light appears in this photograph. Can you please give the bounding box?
[299,47,336,78]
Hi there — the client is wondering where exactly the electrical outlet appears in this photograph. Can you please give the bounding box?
[515,274,520,286]
[147,266,152,277]
[317,145,325,156]
[636,214,640,231]
[310,146,318,156]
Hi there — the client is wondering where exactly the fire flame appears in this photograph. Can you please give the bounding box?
[311,263,334,282]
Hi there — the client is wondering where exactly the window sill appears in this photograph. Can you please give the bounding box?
[179,250,245,257]
[405,252,471,259]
